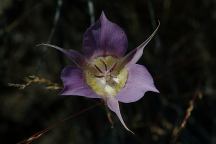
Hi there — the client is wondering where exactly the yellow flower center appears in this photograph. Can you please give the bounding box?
[84,56,128,97]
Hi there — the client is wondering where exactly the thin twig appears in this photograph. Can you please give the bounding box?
[87,0,95,25]
[17,102,102,144]
[47,0,63,44]
[147,0,162,54]
[36,0,63,73]
[170,90,203,144]
[8,75,61,90]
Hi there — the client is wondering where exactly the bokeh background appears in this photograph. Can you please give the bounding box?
[0,0,216,143]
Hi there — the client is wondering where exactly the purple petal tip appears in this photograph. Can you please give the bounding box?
[106,97,134,134]
[82,11,128,58]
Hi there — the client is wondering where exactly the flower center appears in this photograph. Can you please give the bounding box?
[84,56,128,97]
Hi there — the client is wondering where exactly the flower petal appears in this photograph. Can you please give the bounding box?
[106,97,134,134]
[60,66,100,98]
[116,64,159,103]
[37,43,86,67]
[114,22,160,72]
[82,12,128,58]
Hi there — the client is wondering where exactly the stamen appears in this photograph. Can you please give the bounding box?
[109,62,117,73]
[94,65,103,73]
[94,75,104,78]
[100,59,108,71]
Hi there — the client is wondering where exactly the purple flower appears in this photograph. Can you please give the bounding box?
[42,12,159,133]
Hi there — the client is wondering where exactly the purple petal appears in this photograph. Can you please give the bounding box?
[38,43,86,67]
[106,97,134,134]
[82,12,128,58]
[60,66,100,98]
[116,22,160,70]
[116,64,159,103]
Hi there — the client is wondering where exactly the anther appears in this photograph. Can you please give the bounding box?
[94,65,103,73]
[109,62,117,73]
[94,75,104,78]
[100,59,108,71]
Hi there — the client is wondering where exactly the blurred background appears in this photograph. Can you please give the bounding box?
[0,0,216,143]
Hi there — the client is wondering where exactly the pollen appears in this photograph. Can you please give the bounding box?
[84,56,128,97]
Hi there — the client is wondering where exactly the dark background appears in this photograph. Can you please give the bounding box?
[0,0,215,143]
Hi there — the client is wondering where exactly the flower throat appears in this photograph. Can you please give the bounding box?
[84,56,128,97]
